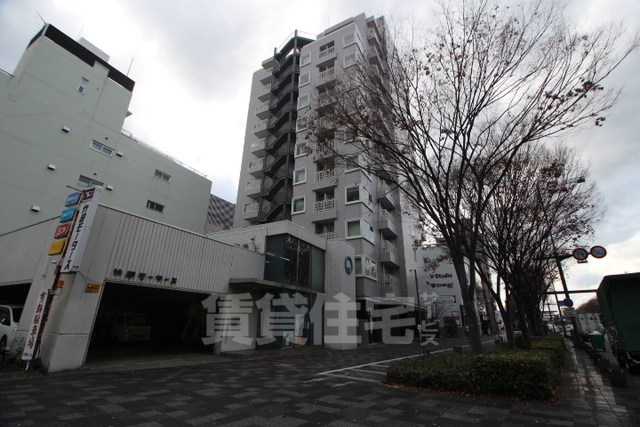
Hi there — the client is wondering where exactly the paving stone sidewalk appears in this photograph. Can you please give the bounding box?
[1,337,639,426]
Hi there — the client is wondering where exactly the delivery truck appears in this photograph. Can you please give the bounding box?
[597,272,640,374]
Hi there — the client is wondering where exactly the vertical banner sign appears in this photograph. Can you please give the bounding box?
[60,187,103,274]
[21,290,48,361]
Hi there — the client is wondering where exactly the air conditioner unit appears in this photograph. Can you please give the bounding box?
[62,126,70,133]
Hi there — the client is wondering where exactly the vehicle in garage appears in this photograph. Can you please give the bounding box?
[0,304,23,352]
[111,313,152,343]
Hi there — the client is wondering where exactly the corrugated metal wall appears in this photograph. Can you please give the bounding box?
[102,209,234,294]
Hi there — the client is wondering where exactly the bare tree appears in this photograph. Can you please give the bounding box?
[477,144,603,343]
[576,296,601,314]
[306,0,637,353]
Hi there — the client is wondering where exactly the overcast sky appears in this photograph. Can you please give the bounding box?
[1,0,639,307]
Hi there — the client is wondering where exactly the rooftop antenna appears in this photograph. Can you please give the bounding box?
[127,56,134,76]
[35,11,46,25]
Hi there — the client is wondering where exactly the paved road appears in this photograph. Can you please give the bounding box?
[1,336,640,426]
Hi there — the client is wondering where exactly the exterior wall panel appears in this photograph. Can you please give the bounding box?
[102,208,233,294]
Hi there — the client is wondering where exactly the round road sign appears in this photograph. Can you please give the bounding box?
[572,248,589,261]
[563,298,574,308]
[590,245,607,259]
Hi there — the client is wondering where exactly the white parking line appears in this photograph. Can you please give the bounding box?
[316,339,497,380]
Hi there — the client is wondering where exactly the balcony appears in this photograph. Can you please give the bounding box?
[260,67,273,85]
[255,100,270,119]
[368,26,381,47]
[258,84,272,102]
[312,169,337,191]
[252,119,268,138]
[380,239,400,268]
[378,209,398,238]
[245,180,261,199]
[318,45,336,59]
[312,199,337,222]
[242,202,259,220]
[317,67,336,85]
[314,198,335,213]
[382,274,399,288]
[377,180,397,210]
[248,158,263,177]
[250,138,266,156]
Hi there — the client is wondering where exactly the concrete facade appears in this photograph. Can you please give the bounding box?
[233,15,411,338]
[0,24,212,235]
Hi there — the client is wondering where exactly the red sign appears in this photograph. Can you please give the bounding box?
[54,223,70,239]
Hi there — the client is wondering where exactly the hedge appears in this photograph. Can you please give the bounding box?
[384,335,566,401]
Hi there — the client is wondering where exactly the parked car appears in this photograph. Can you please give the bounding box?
[0,304,23,352]
[110,313,152,342]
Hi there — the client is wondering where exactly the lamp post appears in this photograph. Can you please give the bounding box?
[410,269,423,340]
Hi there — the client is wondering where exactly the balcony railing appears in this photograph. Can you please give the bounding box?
[259,84,271,95]
[381,239,397,253]
[318,68,335,81]
[317,232,336,240]
[380,209,396,225]
[245,180,261,191]
[251,138,265,152]
[314,199,336,213]
[382,274,399,287]
[318,46,335,58]
[248,158,263,169]
[243,202,259,214]
[315,169,336,182]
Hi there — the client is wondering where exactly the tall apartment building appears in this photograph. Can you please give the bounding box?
[234,14,410,330]
[0,24,212,235]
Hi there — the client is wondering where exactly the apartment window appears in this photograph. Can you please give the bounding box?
[344,53,357,68]
[345,186,360,203]
[78,175,103,188]
[345,185,373,208]
[154,169,171,182]
[355,255,377,279]
[77,77,88,94]
[295,142,308,157]
[297,93,310,109]
[146,200,164,213]
[293,168,307,185]
[300,52,311,66]
[346,155,360,172]
[299,71,311,86]
[346,219,375,243]
[90,140,114,157]
[296,117,308,132]
[292,196,306,214]
[343,32,356,47]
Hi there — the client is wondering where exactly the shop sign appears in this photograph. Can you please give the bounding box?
[21,290,48,361]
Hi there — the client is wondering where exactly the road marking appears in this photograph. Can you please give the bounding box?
[316,339,497,383]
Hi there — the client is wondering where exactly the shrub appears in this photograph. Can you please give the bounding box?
[385,336,566,401]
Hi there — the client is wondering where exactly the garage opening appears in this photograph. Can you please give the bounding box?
[0,283,31,306]
[86,282,210,363]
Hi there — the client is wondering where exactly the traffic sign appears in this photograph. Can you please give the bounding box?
[590,245,607,259]
[563,298,574,308]
[572,248,589,261]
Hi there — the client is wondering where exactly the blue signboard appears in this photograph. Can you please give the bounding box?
[60,207,75,222]
[65,192,81,207]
